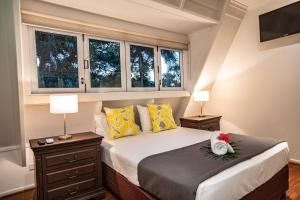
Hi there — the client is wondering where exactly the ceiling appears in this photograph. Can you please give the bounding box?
[237,0,269,8]
[39,0,220,34]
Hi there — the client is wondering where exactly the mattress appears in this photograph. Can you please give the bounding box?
[101,127,289,200]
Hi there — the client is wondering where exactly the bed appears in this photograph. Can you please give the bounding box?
[100,127,289,200]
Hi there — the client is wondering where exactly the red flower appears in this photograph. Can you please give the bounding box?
[218,133,230,143]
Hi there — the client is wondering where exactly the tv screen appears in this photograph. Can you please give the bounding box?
[259,1,300,42]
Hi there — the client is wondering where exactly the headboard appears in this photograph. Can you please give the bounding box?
[100,97,188,125]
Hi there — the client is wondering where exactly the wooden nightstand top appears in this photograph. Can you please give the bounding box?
[180,115,221,131]
[29,131,103,150]
[180,115,222,122]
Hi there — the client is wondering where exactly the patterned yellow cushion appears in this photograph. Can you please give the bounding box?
[104,105,140,139]
[147,104,177,133]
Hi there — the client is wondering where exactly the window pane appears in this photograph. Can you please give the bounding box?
[160,49,181,87]
[130,45,155,88]
[35,31,79,88]
[89,39,121,88]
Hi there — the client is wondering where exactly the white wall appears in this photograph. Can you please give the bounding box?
[205,0,300,161]
[0,0,33,196]
[184,2,246,117]
[0,148,34,197]
[24,102,101,141]
[0,0,23,148]
[0,0,26,166]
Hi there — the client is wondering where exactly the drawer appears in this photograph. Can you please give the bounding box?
[181,120,220,131]
[45,163,95,185]
[199,122,219,131]
[181,121,199,129]
[46,178,96,200]
[44,146,96,169]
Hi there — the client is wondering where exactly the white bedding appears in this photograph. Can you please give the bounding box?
[101,127,289,200]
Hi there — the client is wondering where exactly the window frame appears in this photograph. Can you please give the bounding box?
[158,47,184,91]
[28,26,85,93]
[125,42,159,92]
[84,35,126,92]
[27,25,187,94]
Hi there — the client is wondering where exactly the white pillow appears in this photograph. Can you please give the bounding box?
[94,112,109,136]
[137,105,152,132]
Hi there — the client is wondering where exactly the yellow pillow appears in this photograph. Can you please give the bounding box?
[104,105,140,139]
[147,104,177,133]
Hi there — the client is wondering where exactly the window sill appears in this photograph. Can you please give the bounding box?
[24,91,190,105]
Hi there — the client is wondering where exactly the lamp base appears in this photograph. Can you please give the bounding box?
[58,134,72,140]
[198,115,207,118]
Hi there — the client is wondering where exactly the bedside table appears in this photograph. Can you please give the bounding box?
[180,115,222,131]
[29,132,105,200]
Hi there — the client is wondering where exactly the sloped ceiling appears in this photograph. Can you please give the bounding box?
[39,0,224,34]
[237,0,271,8]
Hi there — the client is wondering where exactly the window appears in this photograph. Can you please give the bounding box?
[30,27,84,93]
[85,36,126,92]
[159,48,183,90]
[28,26,185,94]
[36,31,78,88]
[126,43,158,91]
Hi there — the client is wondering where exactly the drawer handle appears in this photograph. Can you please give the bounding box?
[66,186,79,195]
[69,190,78,195]
[65,170,79,179]
[65,155,78,163]
[66,174,77,179]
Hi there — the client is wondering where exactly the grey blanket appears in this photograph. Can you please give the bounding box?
[137,134,283,200]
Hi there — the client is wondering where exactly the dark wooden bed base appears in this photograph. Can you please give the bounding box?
[103,162,289,200]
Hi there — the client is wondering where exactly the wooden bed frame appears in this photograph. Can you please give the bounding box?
[103,162,289,200]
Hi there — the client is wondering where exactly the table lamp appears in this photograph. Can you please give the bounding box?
[193,91,209,117]
[50,94,78,140]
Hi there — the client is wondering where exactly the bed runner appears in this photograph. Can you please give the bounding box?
[137,133,283,200]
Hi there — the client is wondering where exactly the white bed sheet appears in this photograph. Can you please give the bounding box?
[101,127,289,200]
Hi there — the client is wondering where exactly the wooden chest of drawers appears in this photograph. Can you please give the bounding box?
[180,115,221,131]
[29,132,105,200]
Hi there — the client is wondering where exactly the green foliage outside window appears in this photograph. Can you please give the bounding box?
[89,39,121,88]
[130,45,155,88]
[161,49,181,87]
[35,31,78,88]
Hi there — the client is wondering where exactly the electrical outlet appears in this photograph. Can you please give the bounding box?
[29,163,35,171]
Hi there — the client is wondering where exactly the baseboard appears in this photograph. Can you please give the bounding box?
[0,145,19,153]
[0,143,31,154]
[0,184,35,198]
[290,158,300,164]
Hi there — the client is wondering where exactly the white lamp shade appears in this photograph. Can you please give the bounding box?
[194,91,209,102]
[50,95,78,114]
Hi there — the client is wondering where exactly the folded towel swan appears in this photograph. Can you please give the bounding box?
[210,132,235,155]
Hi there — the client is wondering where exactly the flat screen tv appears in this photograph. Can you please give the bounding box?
[259,1,300,42]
